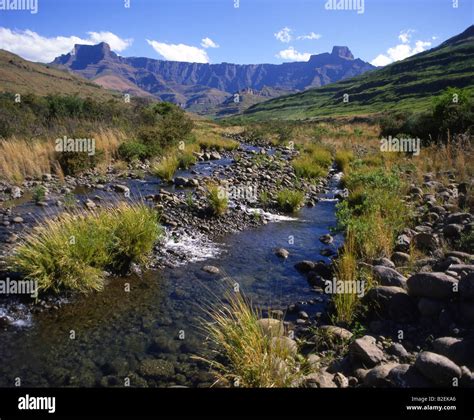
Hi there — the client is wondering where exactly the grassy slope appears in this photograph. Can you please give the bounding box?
[0,50,120,99]
[238,26,474,121]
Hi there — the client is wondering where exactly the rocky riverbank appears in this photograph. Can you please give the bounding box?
[279,172,474,388]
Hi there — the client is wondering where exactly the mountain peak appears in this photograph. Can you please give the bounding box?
[73,42,114,59]
[331,46,354,60]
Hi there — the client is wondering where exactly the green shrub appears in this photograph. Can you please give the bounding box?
[57,149,104,176]
[118,140,149,162]
[276,189,305,213]
[32,186,47,204]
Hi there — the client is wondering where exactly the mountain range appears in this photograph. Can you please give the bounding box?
[50,43,375,115]
[240,25,474,121]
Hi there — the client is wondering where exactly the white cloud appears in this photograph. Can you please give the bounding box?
[86,31,133,52]
[274,27,292,43]
[297,32,322,40]
[147,40,209,63]
[200,37,219,49]
[276,46,311,62]
[398,29,415,44]
[0,27,132,62]
[370,31,432,67]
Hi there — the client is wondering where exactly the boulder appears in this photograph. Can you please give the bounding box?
[373,257,395,269]
[459,272,474,299]
[387,343,409,360]
[414,351,461,386]
[448,264,474,277]
[365,286,417,321]
[407,272,458,300]
[443,224,463,239]
[446,212,471,225]
[319,325,353,341]
[202,265,220,274]
[391,252,411,267]
[373,265,407,289]
[270,336,298,355]
[294,260,315,273]
[257,318,284,337]
[275,248,289,259]
[387,364,432,388]
[418,298,443,317]
[113,184,130,195]
[349,335,384,367]
[319,234,333,244]
[301,371,337,388]
[364,363,398,387]
[412,232,439,252]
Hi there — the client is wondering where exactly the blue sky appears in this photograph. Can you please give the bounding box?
[0,0,472,65]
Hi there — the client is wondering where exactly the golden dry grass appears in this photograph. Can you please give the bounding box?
[0,128,126,183]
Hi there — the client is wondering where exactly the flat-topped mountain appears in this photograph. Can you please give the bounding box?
[240,25,474,121]
[51,43,375,114]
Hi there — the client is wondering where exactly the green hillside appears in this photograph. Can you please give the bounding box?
[238,26,474,121]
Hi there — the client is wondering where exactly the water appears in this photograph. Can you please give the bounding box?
[0,155,343,387]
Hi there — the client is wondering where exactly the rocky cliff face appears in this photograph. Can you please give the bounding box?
[52,42,375,113]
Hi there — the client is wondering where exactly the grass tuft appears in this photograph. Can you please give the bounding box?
[199,291,303,387]
[276,189,305,213]
[151,155,179,182]
[9,203,161,294]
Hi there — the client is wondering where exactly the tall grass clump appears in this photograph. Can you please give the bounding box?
[292,155,326,179]
[292,144,332,180]
[207,184,228,216]
[200,291,303,387]
[276,189,305,213]
[331,232,366,326]
[334,150,354,173]
[151,155,179,182]
[9,203,161,294]
[336,162,407,259]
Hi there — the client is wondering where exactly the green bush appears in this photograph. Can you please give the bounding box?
[118,140,149,162]
[57,149,104,175]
